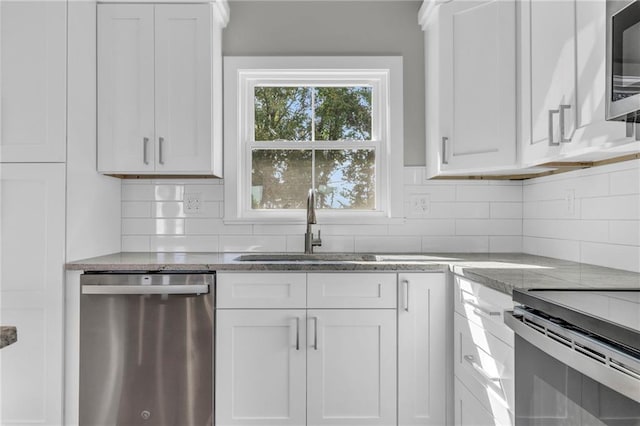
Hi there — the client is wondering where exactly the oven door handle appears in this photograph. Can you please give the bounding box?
[82,284,209,295]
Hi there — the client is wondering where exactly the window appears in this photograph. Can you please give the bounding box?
[224,57,404,223]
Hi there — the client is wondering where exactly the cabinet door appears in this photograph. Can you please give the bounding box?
[0,164,65,425]
[398,273,447,426]
[438,0,517,173]
[216,310,306,426]
[154,4,212,173]
[97,4,155,173]
[0,1,66,162]
[307,310,396,426]
[520,0,577,164]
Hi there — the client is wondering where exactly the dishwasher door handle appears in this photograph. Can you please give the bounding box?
[82,284,209,295]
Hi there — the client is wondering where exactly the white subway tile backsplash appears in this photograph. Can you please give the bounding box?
[489,236,523,252]
[522,159,640,272]
[456,219,522,236]
[185,218,252,235]
[429,202,490,219]
[153,202,186,218]
[490,202,523,219]
[609,221,640,246]
[581,195,640,220]
[118,161,639,272]
[122,235,150,252]
[123,218,184,235]
[154,185,184,201]
[185,184,224,201]
[150,235,219,252]
[311,236,355,253]
[610,167,640,195]
[421,236,489,252]
[388,219,455,236]
[456,184,521,202]
[580,242,640,272]
[122,184,155,201]
[122,201,151,218]
[355,236,421,253]
[220,235,286,252]
[523,237,581,263]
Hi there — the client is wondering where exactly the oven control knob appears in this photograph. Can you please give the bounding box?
[140,410,151,420]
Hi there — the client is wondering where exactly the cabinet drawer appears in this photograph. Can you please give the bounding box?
[307,273,396,308]
[454,312,514,418]
[217,272,306,308]
[455,377,512,426]
[454,275,513,345]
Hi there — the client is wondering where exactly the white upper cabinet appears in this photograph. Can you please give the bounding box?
[97,4,155,173]
[519,0,636,166]
[97,2,227,176]
[423,0,517,177]
[0,1,67,163]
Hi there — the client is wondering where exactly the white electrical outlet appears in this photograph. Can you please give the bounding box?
[184,192,202,214]
[410,194,430,216]
[564,189,575,217]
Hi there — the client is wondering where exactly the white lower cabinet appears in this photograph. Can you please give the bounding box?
[453,275,514,426]
[307,310,396,426]
[0,164,65,425]
[216,271,446,426]
[398,273,447,426]
[216,310,307,426]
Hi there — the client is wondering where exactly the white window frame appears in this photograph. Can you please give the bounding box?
[224,56,404,224]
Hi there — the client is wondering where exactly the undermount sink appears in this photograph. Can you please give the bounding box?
[235,253,380,262]
[235,253,448,262]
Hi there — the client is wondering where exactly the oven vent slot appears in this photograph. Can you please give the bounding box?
[575,342,606,364]
[516,308,640,383]
[610,359,640,381]
[547,329,572,347]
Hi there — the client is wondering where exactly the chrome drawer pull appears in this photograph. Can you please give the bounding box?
[463,299,501,317]
[463,354,501,383]
[143,137,149,165]
[295,317,300,351]
[548,109,560,146]
[313,316,319,350]
[402,279,410,312]
[559,104,572,143]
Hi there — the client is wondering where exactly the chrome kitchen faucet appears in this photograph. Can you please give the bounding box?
[305,188,322,254]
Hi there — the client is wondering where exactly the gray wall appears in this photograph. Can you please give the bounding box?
[222,1,426,166]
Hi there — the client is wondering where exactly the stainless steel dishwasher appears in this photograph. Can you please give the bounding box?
[79,273,214,426]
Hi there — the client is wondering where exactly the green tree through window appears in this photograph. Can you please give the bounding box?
[252,86,375,210]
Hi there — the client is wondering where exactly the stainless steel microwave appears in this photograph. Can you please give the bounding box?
[607,0,640,121]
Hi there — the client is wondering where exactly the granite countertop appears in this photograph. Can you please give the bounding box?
[0,326,17,349]
[66,252,640,296]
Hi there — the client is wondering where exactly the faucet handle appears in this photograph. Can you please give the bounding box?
[313,229,322,247]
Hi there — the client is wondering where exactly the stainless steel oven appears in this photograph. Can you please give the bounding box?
[79,273,214,426]
[607,0,640,121]
[506,289,640,425]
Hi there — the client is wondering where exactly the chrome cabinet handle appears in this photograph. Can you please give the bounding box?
[463,354,502,383]
[295,317,300,351]
[313,316,319,350]
[159,137,165,164]
[463,299,501,317]
[143,137,149,165]
[559,104,572,143]
[402,279,409,312]
[548,109,560,146]
[442,136,449,165]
